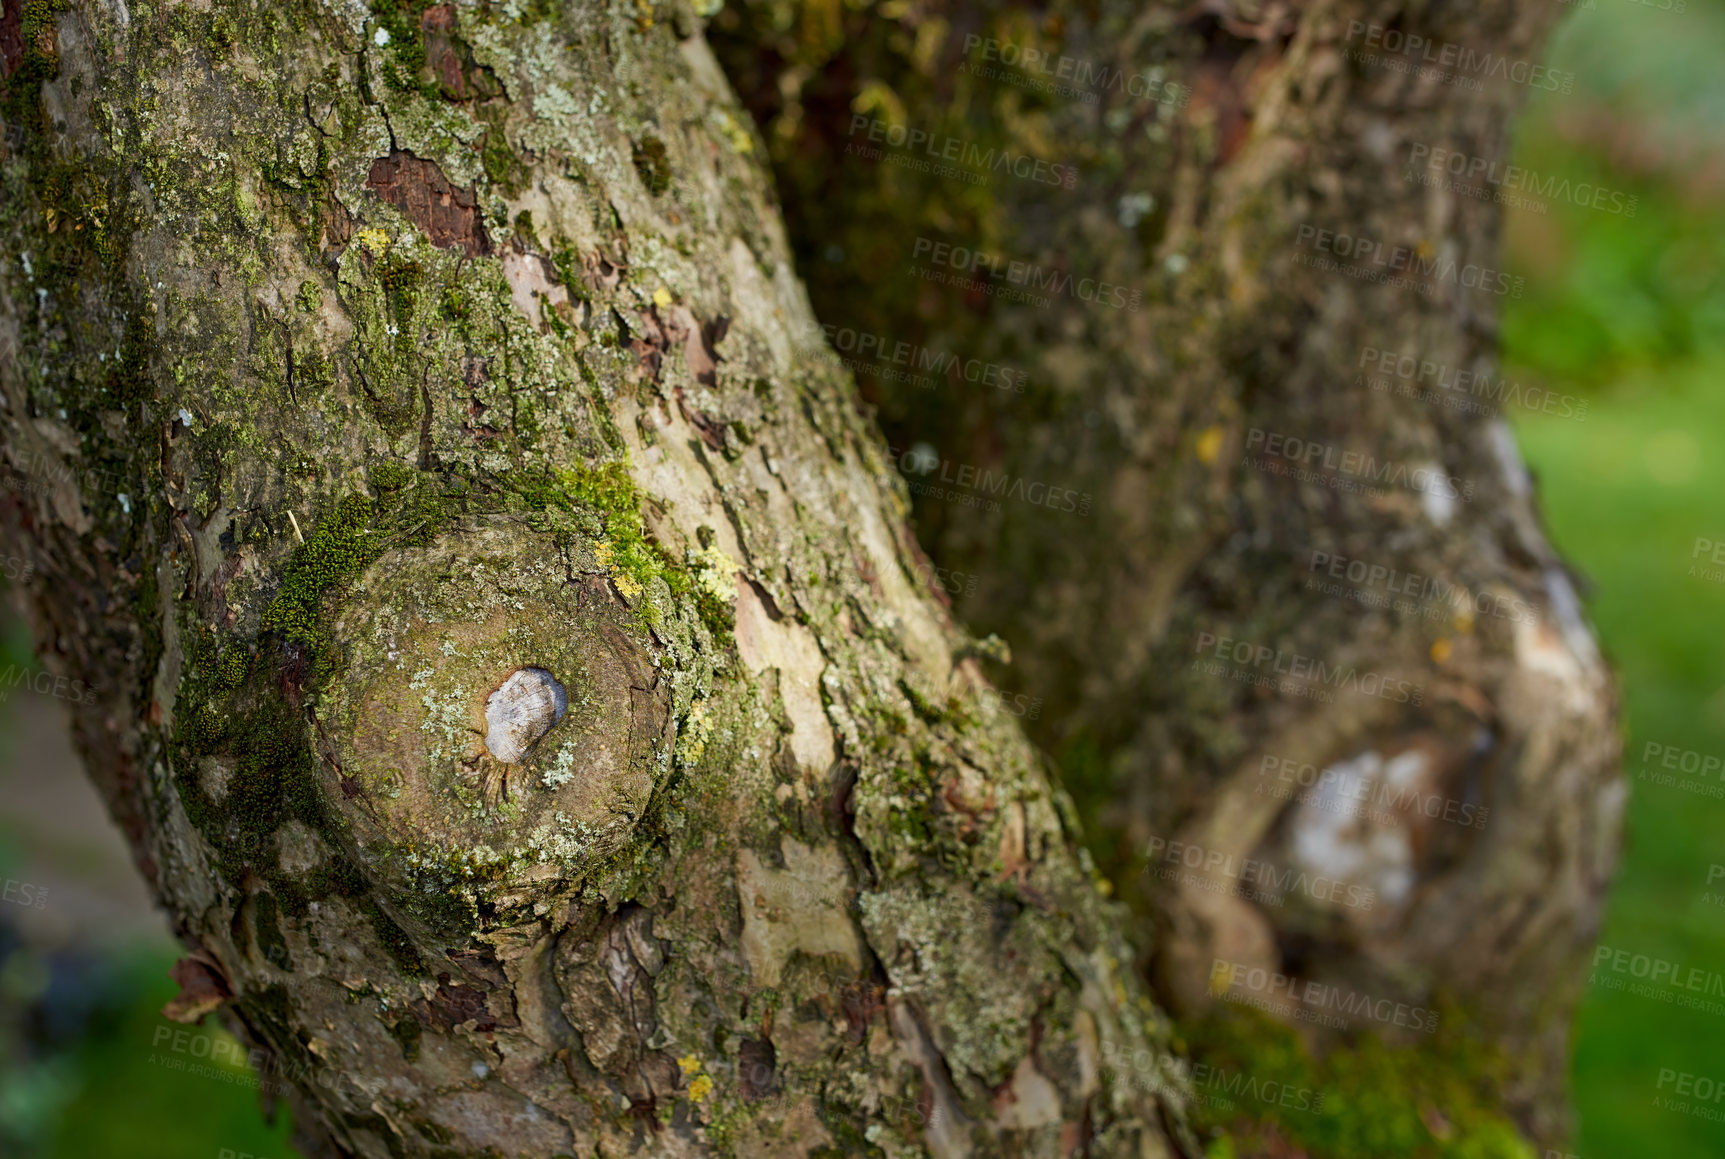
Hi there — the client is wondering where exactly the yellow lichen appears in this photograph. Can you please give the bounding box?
[1195,425,1225,465]
[689,544,738,603]
[678,1054,714,1101]
[593,541,645,600]
[713,109,754,155]
[353,227,392,254]
[679,700,713,767]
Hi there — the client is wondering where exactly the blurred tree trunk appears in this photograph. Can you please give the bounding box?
[711,0,1621,1149]
[0,1,1190,1156]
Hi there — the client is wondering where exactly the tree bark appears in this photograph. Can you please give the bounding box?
[0,1,1194,1156]
[710,0,1621,1147]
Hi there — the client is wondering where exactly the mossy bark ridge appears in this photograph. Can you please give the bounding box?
[0,1,1190,1155]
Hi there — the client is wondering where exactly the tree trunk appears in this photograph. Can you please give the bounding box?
[0,2,1193,1156]
[709,0,1621,1148]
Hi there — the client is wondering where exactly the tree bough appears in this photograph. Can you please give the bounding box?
[0,0,1192,1155]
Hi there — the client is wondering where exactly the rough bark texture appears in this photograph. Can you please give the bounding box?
[711,0,1621,1148]
[0,2,1195,1156]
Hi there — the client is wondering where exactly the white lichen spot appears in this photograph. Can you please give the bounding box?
[1117,192,1155,229]
[533,82,581,127]
[373,26,390,46]
[1288,750,1419,909]
[1415,462,1457,526]
[522,812,602,864]
[541,743,580,789]
[1514,582,1598,715]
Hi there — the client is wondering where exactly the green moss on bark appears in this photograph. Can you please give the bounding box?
[1177,1007,1539,1159]
[259,494,384,662]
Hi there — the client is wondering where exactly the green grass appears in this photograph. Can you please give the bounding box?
[47,948,300,1159]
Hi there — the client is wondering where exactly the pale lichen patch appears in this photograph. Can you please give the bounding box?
[734,580,835,777]
[735,839,863,988]
[992,1055,1062,1130]
[276,820,331,876]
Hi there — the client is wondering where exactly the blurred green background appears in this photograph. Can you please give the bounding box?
[2,1,1722,1155]
[1506,2,1725,1156]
